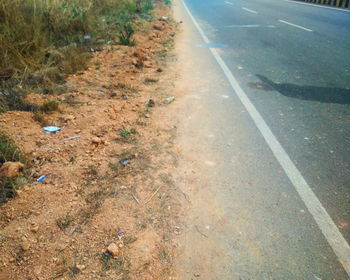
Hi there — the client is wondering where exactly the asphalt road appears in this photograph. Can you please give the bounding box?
[175,0,350,279]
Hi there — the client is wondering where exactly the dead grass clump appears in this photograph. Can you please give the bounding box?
[38,100,59,113]
[32,112,50,126]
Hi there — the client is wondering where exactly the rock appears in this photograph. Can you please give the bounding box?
[30,223,39,233]
[91,137,102,144]
[194,272,200,277]
[76,264,86,271]
[107,243,119,257]
[0,162,24,178]
[163,96,175,104]
[147,99,155,108]
[20,240,30,251]
[131,58,138,65]
[153,24,164,31]
[143,61,152,68]
[132,58,142,68]
[65,115,75,121]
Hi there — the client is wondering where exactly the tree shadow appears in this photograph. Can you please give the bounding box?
[250,74,350,105]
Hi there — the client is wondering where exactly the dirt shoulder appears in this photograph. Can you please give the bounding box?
[0,3,184,280]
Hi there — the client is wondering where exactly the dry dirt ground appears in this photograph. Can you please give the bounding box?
[0,3,186,280]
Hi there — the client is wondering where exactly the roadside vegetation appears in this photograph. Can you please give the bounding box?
[0,0,158,203]
[0,0,154,112]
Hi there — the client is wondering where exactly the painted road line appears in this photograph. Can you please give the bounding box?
[242,7,258,14]
[279,19,313,32]
[284,0,350,12]
[181,0,350,276]
[224,1,234,5]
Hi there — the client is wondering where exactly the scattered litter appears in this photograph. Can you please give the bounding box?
[29,169,36,177]
[63,135,80,141]
[131,194,140,204]
[147,99,155,107]
[43,126,61,133]
[84,35,92,40]
[304,137,310,140]
[36,175,46,182]
[163,96,175,104]
[122,95,129,100]
[68,225,79,235]
[119,159,130,166]
[145,186,162,204]
[161,16,169,21]
[194,272,200,277]
[98,90,105,94]
[117,231,124,240]
[237,66,243,70]
[194,225,208,238]
[197,43,228,49]
[89,48,95,52]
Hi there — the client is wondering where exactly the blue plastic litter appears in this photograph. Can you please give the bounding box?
[197,43,228,49]
[119,159,130,166]
[117,231,124,239]
[36,175,46,182]
[84,35,92,40]
[43,126,61,133]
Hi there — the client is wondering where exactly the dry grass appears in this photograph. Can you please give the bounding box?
[0,132,28,203]
[0,0,154,111]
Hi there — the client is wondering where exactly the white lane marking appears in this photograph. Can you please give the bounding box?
[284,0,350,13]
[181,0,350,276]
[224,1,234,5]
[242,7,258,14]
[279,19,313,32]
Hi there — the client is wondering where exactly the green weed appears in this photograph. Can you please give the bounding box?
[119,128,137,138]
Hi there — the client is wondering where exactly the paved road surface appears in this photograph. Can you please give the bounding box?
[174,0,350,279]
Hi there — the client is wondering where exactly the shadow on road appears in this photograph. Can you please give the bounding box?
[250,74,350,105]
